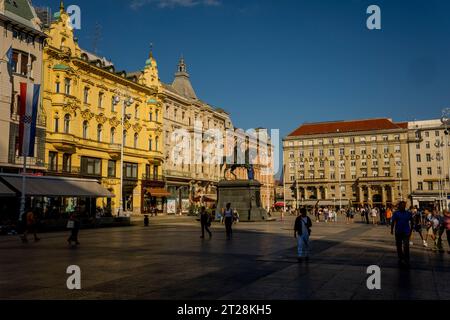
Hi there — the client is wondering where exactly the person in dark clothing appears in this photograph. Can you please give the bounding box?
[391,201,414,268]
[67,213,81,246]
[294,207,312,263]
[200,206,212,239]
[21,209,40,243]
[380,206,386,225]
[444,210,450,254]
[364,207,370,224]
[222,203,234,240]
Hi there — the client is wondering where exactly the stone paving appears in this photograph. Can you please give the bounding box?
[0,215,449,300]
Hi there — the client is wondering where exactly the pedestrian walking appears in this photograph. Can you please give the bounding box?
[410,208,427,247]
[200,206,212,239]
[222,203,235,240]
[67,212,80,246]
[364,207,370,224]
[371,207,378,225]
[434,212,445,253]
[391,201,414,268]
[385,205,393,226]
[444,210,450,254]
[21,208,40,243]
[294,207,312,263]
[380,206,386,225]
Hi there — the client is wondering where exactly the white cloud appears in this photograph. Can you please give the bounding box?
[130,0,221,10]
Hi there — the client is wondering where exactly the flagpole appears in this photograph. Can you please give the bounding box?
[19,51,32,221]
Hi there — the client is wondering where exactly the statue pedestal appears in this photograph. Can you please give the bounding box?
[216,180,268,222]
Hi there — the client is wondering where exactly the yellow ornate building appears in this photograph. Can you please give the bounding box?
[42,3,165,215]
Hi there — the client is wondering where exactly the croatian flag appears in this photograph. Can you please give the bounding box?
[19,82,40,157]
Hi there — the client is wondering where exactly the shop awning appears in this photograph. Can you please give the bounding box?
[0,182,15,197]
[146,187,171,197]
[0,174,114,197]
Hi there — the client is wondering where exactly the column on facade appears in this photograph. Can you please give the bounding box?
[316,187,321,200]
[367,185,373,205]
[381,185,387,206]
[390,185,396,204]
[358,185,363,205]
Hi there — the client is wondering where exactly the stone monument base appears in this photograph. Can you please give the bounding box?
[216,180,268,222]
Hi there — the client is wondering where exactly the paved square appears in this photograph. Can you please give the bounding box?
[0,215,449,300]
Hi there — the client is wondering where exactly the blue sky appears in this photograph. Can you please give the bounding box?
[34,0,450,137]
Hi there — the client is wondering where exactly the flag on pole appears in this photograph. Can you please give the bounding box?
[19,82,40,157]
[5,46,13,75]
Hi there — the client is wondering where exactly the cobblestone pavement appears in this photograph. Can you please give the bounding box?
[0,215,449,300]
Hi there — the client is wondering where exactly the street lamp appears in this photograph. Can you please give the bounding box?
[434,140,445,213]
[396,160,403,201]
[113,93,134,217]
[441,108,450,211]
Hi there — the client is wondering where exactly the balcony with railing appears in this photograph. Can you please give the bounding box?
[46,164,103,179]
[142,174,165,182]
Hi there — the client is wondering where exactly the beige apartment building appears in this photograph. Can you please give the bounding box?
[162,57,233,213]
[283,118,410,208]
[0,0,47,174]
[162,58,275,213]
[407,119,450,210]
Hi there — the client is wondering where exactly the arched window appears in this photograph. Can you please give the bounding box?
[82,121,88,139]
[134,105,139,119]
[155,136,159,151]
[134,133,139,149]
[64,114,70,133]
[54,117,59,132]
[148,137,153,151]
[110,127,115,144]
[123,130,127,147]
[97,124,103,142]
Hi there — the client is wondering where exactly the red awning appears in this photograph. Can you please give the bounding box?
[274,202,285,207]
[146,188,171,197]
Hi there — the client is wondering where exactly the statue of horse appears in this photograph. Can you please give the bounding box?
[222,163,255,181]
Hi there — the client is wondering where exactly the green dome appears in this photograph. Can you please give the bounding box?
[145,58,152,67]
[53,12,61,19]
[53,64,70,71]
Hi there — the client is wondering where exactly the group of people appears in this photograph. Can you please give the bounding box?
[18,208,81,247]
[199,203,239,240]
[391,202,450,268]
[312,206,339,223]
[292,201,450,267]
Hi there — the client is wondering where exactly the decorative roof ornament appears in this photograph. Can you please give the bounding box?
[172,56,197,100]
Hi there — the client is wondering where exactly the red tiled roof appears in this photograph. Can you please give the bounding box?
[287,118,405,137]
[396,122,408,129]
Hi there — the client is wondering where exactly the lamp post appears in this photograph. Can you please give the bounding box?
[113,93,134,217]
[435,139,445,213]
[338,162,344,211]
[295,159,300,210]
[441,108,450,211]
[397,160,403,201]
